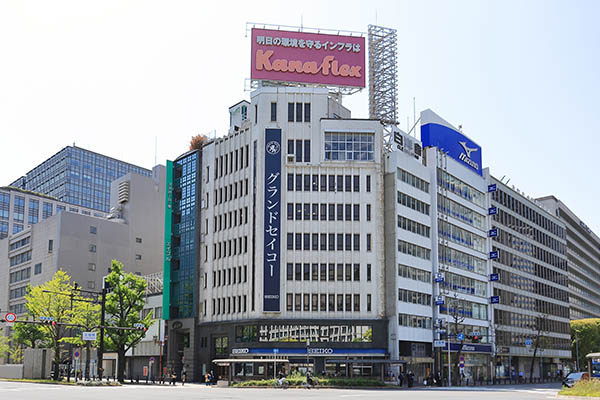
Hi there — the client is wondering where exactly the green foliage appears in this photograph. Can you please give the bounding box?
[9,346,24,363]
[104,260,153,382]
[571,319,600,370]
[232,376,384,387]
[0,335,9,357]
[559,378,600,397]
[12,318,49,348]
[62,301,100,347]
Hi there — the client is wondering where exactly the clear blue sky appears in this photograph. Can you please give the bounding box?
[1,0,598,233]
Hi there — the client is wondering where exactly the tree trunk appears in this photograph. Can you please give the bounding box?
[85,342,91,380]
[117,347,126,383]
[529,344,538,383]
[53,342,61,381]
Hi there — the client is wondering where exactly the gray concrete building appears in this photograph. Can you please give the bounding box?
[0,166,166,318]
[537,196,600,320]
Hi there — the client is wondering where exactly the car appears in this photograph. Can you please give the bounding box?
[562,372,589,388]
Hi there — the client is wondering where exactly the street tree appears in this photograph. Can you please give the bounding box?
[63,299,100,380]
[446,294,466,384]
[571,319,600,371]
[528,313,549,382]
[0,335,9,359]
[24,269,81,380]
[12,315,49,348]
[104,260,153,383]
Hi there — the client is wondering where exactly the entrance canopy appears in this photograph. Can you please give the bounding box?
[325,359,406,365]
[212,358,290,366]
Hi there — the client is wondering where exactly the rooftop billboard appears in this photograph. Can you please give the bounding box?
[251,28,366,88]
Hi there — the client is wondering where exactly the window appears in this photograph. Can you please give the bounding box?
[304,103,311,122]
[304,140,311,162]
[367,264,371,281]
[287,293,293,311]
[353,175,359,192]
[136,254,142,260]
[353,234,360,251]
[296,139,303,162]
[48,239,53,252]
[288,140,294,155]
[270,102,277,121]
[254,104,258,124]
[88,263,96,271]
[353,204,360,221]
[87,281,96,289]
[296,103,303,122]
[136,237,142,243]
[89,244,96,253]
[288,103,294,122]
[367,204,371,221]
[366,175,371,192]
[367,294,372,312]
[34,263,42,275]
[353,263,360,281]
[325,133,374,161]
[90,226,97,234]
[354,294,360,312]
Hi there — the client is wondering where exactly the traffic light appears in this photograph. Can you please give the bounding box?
[40,316,55,326]
[472,334,480,343]
[133,323,147,332]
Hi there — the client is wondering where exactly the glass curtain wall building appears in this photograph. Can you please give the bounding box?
[10,146,151,212]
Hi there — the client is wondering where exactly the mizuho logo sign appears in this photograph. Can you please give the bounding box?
[458,141,479,171]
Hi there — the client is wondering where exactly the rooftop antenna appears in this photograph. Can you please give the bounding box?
[301,15,303,31]
[154,136,157,166]
[500,175,506,183]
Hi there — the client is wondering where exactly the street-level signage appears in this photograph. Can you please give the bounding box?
[434,340,446,348]
[525,338,533,347]
[489,273,499,282]
[251,28,366,88]
[82,332,97,341]
[74,351,80,360]
[443,342,493,353]
[149,357,155,363]
[4,312,17,324]
[231,348,250,354]
[230,348,387,356]
[457,333,465,341]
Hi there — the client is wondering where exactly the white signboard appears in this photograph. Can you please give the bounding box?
[82,332,97,341]
[434,340,446,348]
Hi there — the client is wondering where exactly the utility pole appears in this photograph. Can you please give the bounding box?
[98,287,106,380]
[576,331,580,371]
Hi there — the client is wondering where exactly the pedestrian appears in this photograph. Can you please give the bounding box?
[170,369,177,385]
[210,370,215,385]
[399,371,404,387]
[205,372,210,386]
[181,366,187,386]
[306,370,313,389]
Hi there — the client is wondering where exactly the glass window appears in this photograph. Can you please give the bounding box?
[270,102,277,122]
[324,133,374,161]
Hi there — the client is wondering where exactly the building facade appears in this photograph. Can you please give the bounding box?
[490,180,571,378]
[0,166,165,318]
[0,186,102,240]
[10,145,151,212]
[164,86,387,381]
[537,196,600,320]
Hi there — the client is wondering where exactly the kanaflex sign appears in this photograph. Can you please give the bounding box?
[251,28,365,88]
[420,110,482,176]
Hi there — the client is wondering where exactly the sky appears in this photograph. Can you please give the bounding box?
[1,0,599,234]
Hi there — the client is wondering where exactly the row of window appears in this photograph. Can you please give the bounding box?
[9,303,25,314]
[9,285,28,300]
[0,192,9,220]
[438,195,486,231]
[211,295,248,315]
[438,219,486,253]
[398,263,431,283]
[213,206,249,232]
[440,271,487,297]
[9,236,30,251]
[286,262,372,282]
[494,309,570,334]
[324,133,375,162]
[236,324,373,343]
[438,244,487,275]
[213,144,250,179]
[439,298,488,320]
[10,251,31,267]
[286,232,371,251]
[213,236,249,259]
[287,202,371,222]
[398,288,431,306]
[213,179,249,205]
[9,267,31,283]
[0,221,7,239]
[398,313,432,329]
[397,215,430,238]
[493,228,567,270]
[397,240,431,260]
[397,168,429,193]
[397,191,430,215]
[493,288,569,318]
[286,292,371,312]
[496,330,570,350]
[492,246,568,286]
[212,265,248,287]
[287,139,311,162]
[287,173,371,193]
[492,188,565,239]
[438,169,485,208]
[493,267,569,302]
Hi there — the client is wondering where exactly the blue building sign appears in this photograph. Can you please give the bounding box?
[263,129,282,312]
[490,296,500,304]
[488,184,497,192]
[489,228,498,238]
[490,273,499,282]
[488,207,498,215]
[443,342,492,353]
[421,120,482,176]
[489,251,499,259]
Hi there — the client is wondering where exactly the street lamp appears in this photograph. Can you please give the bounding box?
[306,339,310,373]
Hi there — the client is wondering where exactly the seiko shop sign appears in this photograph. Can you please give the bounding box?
[231,348,386,357]
[442,343,492,353]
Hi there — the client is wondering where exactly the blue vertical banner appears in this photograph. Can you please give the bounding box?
[263,128,282,312]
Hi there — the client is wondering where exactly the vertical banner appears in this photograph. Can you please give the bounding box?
[263,129,282,312]
[163,160,173,320]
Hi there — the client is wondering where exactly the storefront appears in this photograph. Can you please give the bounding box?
[441,342,492,384]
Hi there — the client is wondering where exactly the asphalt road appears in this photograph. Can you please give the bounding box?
[0,381,562,400]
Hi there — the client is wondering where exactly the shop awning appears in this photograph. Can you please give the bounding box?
[212,358,290,365]
[325,359,407,364]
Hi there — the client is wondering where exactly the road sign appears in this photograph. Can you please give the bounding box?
[149,357,155,362]
[457,333,465,341]
[82,332,97,341]
[435,296,445,305]
[74,351,80,360]
[4,312,17,326]
[525,338,533,347]
[434,340,446,348]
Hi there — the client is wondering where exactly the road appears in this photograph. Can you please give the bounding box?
[0,381,562,400]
